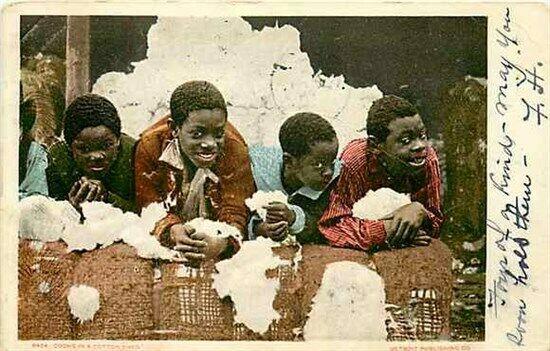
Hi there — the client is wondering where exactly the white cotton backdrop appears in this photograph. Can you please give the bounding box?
[92,17,383,149]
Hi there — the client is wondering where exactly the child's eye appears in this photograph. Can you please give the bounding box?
[400,137,410,145]
[315,162,324,169]
[420,132,428,140]
[191,131,203,139]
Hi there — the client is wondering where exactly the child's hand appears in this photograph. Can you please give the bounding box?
[411,230,432,246]
[190,232,229,261]
[381,202,427,248]
[263,202,296,225]
[68,176,107,209]
[170,224,207,263]
[255,220,289,242]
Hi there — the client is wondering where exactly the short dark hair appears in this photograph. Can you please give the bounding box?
[63,94,121,146]
[169,81,227,126]
[279,112,337,157]
[367,95,418,142]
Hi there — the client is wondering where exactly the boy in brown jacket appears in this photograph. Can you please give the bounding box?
[134,81,254,264]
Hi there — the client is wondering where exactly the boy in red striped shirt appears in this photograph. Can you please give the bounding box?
[319,95,443,251]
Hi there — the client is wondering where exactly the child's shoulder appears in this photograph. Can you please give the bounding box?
[248,144,282,166]
[340,138,368,163]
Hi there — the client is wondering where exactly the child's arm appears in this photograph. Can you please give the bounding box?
[216,135,255,236]
[105,191,137,213]
[416,147,444,238]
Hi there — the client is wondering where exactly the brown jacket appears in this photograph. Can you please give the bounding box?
[134,116,255,241]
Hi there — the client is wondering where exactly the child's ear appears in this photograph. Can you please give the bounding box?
[282,152,297,167]
[367,134,380,146]
[167,118,179,137]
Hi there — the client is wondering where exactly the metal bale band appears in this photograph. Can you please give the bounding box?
[18,239,452,340]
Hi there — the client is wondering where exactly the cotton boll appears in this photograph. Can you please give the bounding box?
[67,285,101,323]
[245,190,288,221]
[185,217,243,243]
[19,195,80,242]
[212,237,290,333]
[352,188,411,220]
[303,261,387,340]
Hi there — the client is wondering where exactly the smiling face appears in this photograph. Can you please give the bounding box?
[71,125,120,179]
[286,138,339,191]
[176,108,227,169]
[379,114,428,174]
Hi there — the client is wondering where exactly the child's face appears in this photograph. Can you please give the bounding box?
[176,108,226,169]
[289,138,339,191]
[380,114,428,174]
[71,125,120,179]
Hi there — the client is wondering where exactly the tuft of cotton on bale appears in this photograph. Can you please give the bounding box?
[303,261,387,340]
[184,217,243,243]
[92,17,383,150]
[352,187,411,220]
[19,195,80,242]
[212,237,290,334]
[42,200,181,261]
[67,284,101,324]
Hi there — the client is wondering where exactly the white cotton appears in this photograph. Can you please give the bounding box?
[352,187,411,220]
[245,190,288,222]
[19,195,80,242]
[18,198,181,261]
[37,281,51,294]
[212,237,290,334]
[185,217,243,243]
[67,284,101,323]
[29,240,44,252]
[92,17,383,150]
[303,261,387,340]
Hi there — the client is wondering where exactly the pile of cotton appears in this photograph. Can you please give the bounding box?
[92,17,383,149]
[19,195,80,242]
[19,196,181,261]
[67,284,101,324]
[303,261,387,340]
[212,237,291,334]
[352,187,411,220]
[184,217,243,243]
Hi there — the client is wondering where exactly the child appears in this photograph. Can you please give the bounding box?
[248,112,340,244]
[46,94,137,212]
[134,81,254,264]
[319,95,443,251]
[19,82,49,199]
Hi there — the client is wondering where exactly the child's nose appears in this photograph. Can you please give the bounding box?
[410,139,426,153]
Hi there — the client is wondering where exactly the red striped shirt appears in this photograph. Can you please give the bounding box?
[318,138,443,251]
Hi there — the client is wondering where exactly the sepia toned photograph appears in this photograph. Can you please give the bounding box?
[15,13,488,343]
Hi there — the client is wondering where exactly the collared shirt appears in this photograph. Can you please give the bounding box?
[247,144,341,239]
[318,138,443,251]
[134,116,255,241]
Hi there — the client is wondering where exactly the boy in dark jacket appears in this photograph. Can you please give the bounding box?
[46,94,136,212]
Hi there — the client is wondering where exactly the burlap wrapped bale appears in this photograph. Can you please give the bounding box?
[18,240,78,339]
[372,239,453,340]
[71,243,155,339]
[154,261,234,340]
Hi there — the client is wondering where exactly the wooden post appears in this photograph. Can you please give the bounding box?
[65,16,90,105]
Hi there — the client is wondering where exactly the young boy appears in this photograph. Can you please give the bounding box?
[46,94,137,212]
[134,81,255,264]
[319,95,443,251]
[248,112,340,244]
